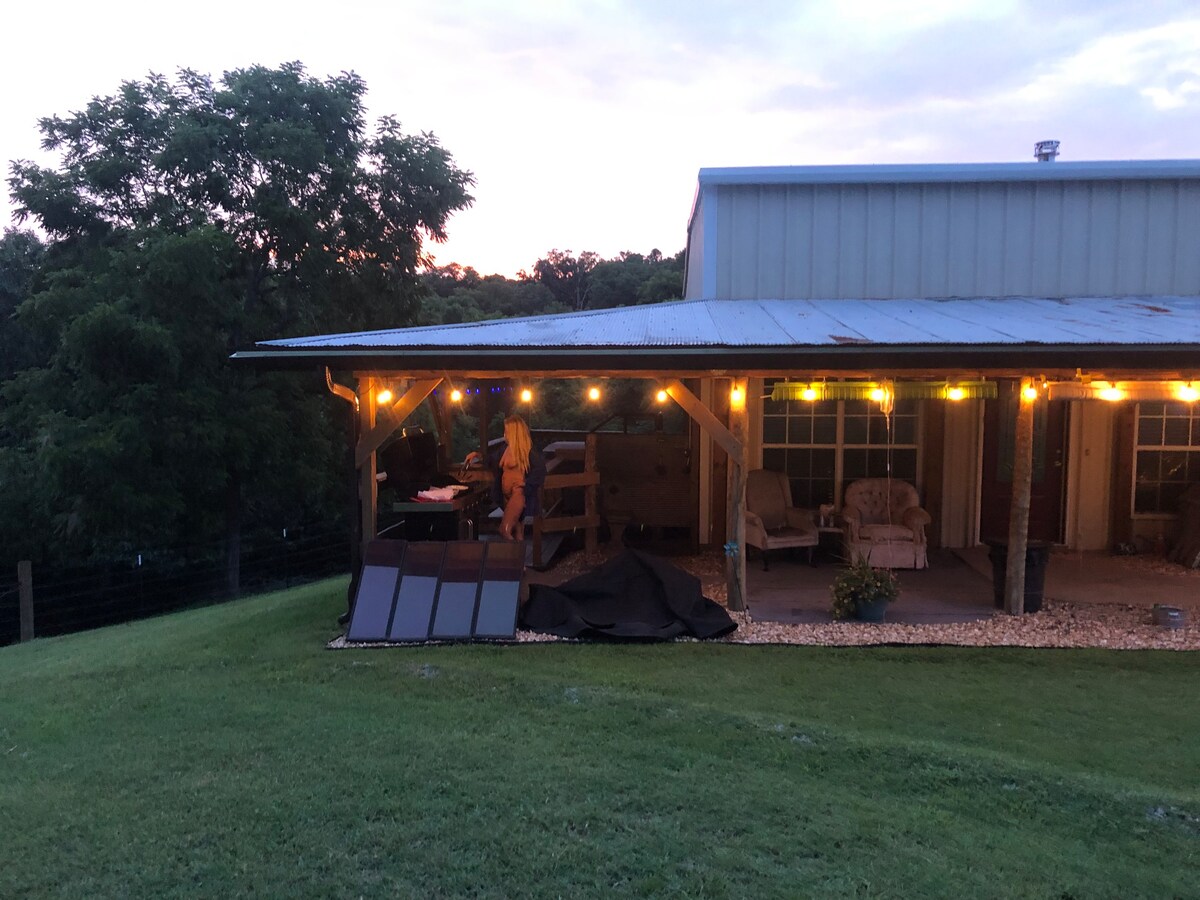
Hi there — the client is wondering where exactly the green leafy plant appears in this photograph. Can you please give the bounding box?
[831,555,900,620]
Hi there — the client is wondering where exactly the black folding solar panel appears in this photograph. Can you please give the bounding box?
[346,539,525,643]
[346,540,406,641]
[387,542,445,641]
[474,541,524,638]
[430,541,486,639]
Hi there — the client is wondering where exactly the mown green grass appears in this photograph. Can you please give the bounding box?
[2,579,1197,898]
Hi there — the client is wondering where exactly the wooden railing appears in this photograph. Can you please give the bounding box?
[532,435,600,567]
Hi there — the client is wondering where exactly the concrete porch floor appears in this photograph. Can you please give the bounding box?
[748,546,1200,625]
[747,549,994,624]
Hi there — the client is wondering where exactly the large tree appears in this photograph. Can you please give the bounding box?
[3,63,474,587]
[522,249,600,311]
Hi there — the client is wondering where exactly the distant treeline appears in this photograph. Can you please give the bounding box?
[0,64,684,629]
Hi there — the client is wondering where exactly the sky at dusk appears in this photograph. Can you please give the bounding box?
[3,1,1199,276]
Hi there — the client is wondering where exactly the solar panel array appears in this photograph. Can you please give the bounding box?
[346,540,523,642]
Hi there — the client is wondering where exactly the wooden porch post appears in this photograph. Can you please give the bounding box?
[357,376,378,550]
[727,377,749,612]
[1004,377,1036,615]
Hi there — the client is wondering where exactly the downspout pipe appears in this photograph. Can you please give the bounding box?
[325,366,359,411]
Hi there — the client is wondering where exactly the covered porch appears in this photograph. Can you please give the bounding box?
[232,295,1200,621]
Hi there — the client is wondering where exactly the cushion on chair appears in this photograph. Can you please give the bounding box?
[859,523,915,541]
[844,479,922,524]
[747,470,789,532]
[764,523,818,550]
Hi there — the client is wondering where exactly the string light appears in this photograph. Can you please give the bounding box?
[869,384,894,415]
[945,386,966,401]
[730,385,744,408]
[801,387,819,402]
[1022,384,1040,401]
[587,386,602,401]
[1177,382,1199,403]
[655,389,669,404]
[376,388,393,405]
[1097,384,1125,402]
[519,388,533,403]
[449,388,463,403]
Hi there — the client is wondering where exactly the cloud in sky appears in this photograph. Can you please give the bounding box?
[3,0,1198,275]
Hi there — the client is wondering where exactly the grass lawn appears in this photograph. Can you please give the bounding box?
[2,579,1197,899]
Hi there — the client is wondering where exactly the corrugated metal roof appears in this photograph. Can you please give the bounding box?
[698,160,1200,187]
[256,296,1200,352]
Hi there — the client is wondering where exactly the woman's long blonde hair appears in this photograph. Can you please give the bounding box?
[503,414,532,474]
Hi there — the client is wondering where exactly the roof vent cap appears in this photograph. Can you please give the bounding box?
[1035,140,1060,162]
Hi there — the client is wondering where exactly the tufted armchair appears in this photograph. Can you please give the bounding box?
[841,479,931,569]
[745,469,819,570]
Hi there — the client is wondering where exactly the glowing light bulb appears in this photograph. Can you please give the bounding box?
[587,386,601,401]
[656,389,669,404]
[946,386,966,401]
[450,388,463,403]
[376,389,393,405]
[1022,385,1039,401]
[801,387,818,402]
[1098,386,1124,402]
[869,388,885,402]
[1178,383,1199,403]
[730,385,744,407]
[520,388,533,403]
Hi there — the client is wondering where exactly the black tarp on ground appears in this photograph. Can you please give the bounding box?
[521,549,737,640]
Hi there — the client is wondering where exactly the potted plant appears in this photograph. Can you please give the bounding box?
[831,555,900,622]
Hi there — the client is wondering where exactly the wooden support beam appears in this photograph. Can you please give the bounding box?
[355,378,442,468]
[665,379,743,466]
[538,514,604,534]
[544,471,601,489]
[1004,377,1036,615]
[726,377,748,612]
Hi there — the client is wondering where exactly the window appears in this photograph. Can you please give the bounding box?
[761,383,920,509]
[1134,401,1200,515]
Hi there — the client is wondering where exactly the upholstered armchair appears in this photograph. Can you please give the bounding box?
[841,479,931,569]
[745,469,819,570]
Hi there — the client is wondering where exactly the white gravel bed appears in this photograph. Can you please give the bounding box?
[708,602,1198,650]
[329,599,1197,651]
[328,548,1198,651]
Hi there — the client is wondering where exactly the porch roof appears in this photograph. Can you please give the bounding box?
[232,295,1200,373]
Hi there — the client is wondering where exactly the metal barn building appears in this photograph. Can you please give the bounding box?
[238,156,1200,610]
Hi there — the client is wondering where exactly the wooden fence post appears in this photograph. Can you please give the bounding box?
[18,560,33,642]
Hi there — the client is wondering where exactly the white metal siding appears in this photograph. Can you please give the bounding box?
[709,180,1200,300]
[684,203,705,299]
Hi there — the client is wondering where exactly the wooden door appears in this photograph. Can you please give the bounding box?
[980,387,1069,543]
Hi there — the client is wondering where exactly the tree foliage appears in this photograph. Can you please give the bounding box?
[2,64,474,578]
[423,247,683,324]
[521,249,600,311]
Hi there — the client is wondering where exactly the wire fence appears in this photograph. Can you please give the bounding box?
[0,523,353,647]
